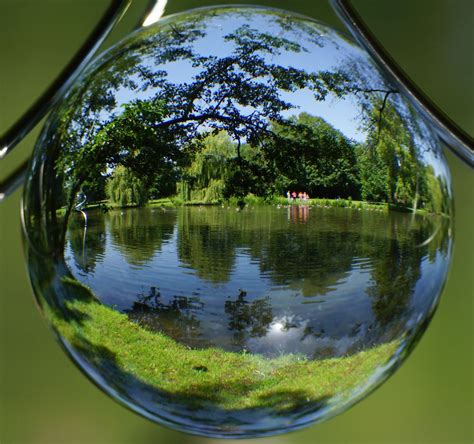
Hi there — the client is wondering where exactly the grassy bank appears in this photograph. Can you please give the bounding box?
[144,196,428,216]
[46,277,400,412]
[79,195,431,215]
[59,196,442,219]
[271,196,390,212]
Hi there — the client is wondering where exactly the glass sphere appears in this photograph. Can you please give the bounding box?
[22,6,453,438]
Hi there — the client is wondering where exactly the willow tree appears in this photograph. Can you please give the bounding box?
[359,99,422,207]
[179,131,236,202]
[106,166,148,207]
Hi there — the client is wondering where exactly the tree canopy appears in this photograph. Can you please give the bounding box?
[35,8,450,252]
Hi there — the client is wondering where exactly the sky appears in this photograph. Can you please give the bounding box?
[107,12,370,142]
[95,8,448,177]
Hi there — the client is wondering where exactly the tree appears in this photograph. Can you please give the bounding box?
[81,173,108,203]
[51,16,359,226]
[106,166,148,207]
[421,165,450,215]
[358,99,422,207]
[180,131,236,202]
[269,113,360,198]
[356,144,389,202]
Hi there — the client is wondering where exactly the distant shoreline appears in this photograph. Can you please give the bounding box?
[63,196,449,218]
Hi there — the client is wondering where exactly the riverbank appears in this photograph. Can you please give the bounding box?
[45,276,400,413]
[61,195,445,218]
[144,196,435,216]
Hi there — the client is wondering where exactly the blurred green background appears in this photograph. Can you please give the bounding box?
[0,0,472,443]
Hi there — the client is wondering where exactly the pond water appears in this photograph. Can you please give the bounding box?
[65,205,450,359]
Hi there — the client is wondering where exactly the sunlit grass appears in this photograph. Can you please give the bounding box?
[57,195,446,218]
[46,277,399,412]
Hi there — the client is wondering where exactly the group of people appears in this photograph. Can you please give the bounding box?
[287,191,310,203]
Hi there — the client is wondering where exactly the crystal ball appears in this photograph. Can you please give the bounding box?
[22,6,453,438]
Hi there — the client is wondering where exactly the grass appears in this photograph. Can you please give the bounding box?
[147,198,176,208]
[271,196,390,212]
[58,194,442,217]
[45,276,400,412]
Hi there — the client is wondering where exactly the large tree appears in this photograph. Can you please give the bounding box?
[52,19,362,223]
[357,99,423,207]
[268,113,360,198]
[43,10,423,251]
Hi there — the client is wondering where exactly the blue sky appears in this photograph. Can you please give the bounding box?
[107,12,370,142]
[96,9,448,177]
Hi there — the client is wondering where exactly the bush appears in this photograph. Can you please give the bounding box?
[243,193,261,206]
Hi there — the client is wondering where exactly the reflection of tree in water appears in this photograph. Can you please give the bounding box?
[264,209,363,297]
[125,286,208,348]
[68,211,106,273]
[108,209,176,266]
[91,206,452,357]
[174,206,446,307]
[177,208,237,283]
[224,291,273,348]
[252,228,357,297]
[125,286,275,352]
[175,206,357,295]
[365,213,450,329]
[367,238,420,328]
[425,216,451,261]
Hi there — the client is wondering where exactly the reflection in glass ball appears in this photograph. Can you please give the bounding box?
[22,7,453,438]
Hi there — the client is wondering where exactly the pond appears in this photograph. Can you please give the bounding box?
[65,205,450,359]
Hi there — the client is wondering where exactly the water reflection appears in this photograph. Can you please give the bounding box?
[65,206,450,358]
[288,204,310,224]
[67,212,106,274]
[108,209,176,266]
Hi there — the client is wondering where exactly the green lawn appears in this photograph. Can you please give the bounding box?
[58,194,447,217]
[45,277,400,412]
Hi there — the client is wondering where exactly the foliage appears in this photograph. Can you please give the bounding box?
[106,165,148,207]
[81,173,108,203]
[48,10,450,233]
[357,99,418,205]
[180,131,235,203]
[50,18,363,216]
[422,166,450,215]
[356,145,390,202]
[268,113,360,198]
